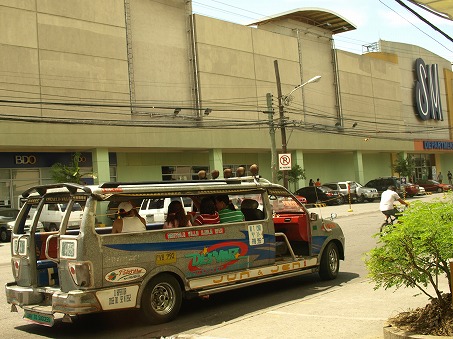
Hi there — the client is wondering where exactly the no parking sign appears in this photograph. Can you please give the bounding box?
[278,153,291,170]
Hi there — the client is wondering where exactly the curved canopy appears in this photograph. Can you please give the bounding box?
[410,0,453,20]
[248,8,356,35]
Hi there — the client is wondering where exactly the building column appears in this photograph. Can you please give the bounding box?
[209,149,224,178]
[92,148,110,184]
[353,151,364,184]
[293,150,306,191]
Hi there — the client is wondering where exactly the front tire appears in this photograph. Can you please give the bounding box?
[357,194,365,203]
[319,242,339,280]
[437,187,443,193]
[140,273,182,325]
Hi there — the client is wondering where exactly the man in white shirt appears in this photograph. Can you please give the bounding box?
[112,201,146,233]
[379,186,409,220]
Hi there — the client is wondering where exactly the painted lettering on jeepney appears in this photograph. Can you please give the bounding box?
[212,261,303,284]
[166,227,225,240]
[186,241,248,273]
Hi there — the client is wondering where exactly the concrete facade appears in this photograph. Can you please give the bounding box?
[0,0,452,207]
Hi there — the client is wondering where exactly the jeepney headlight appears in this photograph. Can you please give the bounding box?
[68,262,93,287]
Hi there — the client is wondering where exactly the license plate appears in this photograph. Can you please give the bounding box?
[24,310,54,326]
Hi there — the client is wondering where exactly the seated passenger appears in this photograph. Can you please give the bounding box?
[194,197,220,225]
[163,200,192,229]
[214,195,244,223]
[112,201,146,233]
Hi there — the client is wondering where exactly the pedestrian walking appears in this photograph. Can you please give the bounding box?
[437,172,443,184]
[448,171,452,185]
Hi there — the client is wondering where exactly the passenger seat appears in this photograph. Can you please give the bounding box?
[241,199,264,221]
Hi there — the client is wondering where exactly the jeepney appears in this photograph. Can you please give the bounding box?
[5,177,345,327]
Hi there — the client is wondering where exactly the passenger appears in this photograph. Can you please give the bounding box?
[163,200,192,229]
[214,195,244,223]
[112,201,146,233]
[194,197,220,225]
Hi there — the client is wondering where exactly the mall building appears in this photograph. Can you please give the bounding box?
[0,0,452,207]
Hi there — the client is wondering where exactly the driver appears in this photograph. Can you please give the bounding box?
[379,185,409,220]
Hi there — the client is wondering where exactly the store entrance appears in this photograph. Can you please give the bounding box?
[413,154,434,181]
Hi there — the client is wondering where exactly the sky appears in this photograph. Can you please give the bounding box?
[192,0,453,62]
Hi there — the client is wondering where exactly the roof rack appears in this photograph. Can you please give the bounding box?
[99,176,271,189]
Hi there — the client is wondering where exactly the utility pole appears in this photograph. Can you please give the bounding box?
[266,93,277,183]
[274,60,289,189]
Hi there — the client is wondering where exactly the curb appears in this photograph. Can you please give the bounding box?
[383,323,453,338]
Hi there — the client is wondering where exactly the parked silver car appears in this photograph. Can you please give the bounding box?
[323,181,379,203]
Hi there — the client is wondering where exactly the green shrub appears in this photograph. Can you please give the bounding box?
[365,193,453,306]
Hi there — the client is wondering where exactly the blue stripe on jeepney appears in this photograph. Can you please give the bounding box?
[311,236,328,254]
[104,234,273,260]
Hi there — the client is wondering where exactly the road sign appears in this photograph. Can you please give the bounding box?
[278,153,291,170]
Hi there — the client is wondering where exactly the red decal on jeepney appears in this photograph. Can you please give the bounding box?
[165,227,225,240]
[185,241,248,272]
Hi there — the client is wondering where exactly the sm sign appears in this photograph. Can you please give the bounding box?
[414,58,443,121]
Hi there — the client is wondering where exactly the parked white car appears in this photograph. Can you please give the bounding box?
[139,197,192,223]
[29,203,84,231]
[324,181,379,203]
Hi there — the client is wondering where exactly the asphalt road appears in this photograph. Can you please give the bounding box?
[0,193,448,338]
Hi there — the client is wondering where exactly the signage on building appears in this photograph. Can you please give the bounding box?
[423,140,453,150]
[414,58,443,121]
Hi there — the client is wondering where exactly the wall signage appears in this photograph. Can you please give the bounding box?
[423,141,453,150]
[414,58,443,121]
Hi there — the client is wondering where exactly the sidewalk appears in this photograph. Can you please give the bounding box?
[308,193,437,219]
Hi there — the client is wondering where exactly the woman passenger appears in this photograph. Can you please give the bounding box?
[194,197,220,225]
[163,200,192,229]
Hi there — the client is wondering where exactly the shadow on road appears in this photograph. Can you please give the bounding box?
[13,271,359,338]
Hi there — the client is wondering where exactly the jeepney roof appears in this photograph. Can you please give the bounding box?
[20,177,289,200]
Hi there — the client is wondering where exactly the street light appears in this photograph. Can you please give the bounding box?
[274,60,321,189]
[283,75,322,105]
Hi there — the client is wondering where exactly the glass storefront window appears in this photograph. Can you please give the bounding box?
[0,169,10,180]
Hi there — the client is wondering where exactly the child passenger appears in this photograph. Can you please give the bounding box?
[194,197,220,225]
[163,200,192,229]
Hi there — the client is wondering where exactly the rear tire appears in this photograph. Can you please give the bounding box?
[140,273,182,325]
[319,242,339,280]
[0,228,10,242]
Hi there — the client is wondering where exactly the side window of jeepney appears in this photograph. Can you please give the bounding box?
[271,195,305,213]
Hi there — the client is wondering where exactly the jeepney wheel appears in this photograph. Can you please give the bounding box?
[319,242,339,280]
[140,273,182,324]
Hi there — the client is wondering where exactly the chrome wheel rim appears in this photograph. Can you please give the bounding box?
[328,247,338,273]
[151,282,176,315]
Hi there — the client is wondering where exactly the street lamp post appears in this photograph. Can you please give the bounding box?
[273,59,321,189]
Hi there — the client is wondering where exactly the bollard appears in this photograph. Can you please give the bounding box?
[347,183,353,212]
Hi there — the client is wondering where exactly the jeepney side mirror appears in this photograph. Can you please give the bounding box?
[309,212,318,221]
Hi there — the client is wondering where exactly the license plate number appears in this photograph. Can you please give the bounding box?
[24,310,54,326]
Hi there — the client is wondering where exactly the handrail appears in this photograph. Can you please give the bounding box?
[275,232,297,260]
